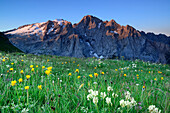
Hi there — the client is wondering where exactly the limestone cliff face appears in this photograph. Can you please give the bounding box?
[4,15,170,64]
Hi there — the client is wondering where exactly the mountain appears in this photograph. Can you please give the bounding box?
[0,32,22,52]
[4,15,170,64]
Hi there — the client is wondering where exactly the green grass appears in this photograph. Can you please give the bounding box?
[0,52,169,113]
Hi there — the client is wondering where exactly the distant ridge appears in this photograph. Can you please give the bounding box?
[4,15,170,64]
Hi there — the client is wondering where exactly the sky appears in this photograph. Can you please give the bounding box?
[0,0,170,36]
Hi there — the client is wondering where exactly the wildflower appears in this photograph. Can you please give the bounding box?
[73,61,75,63]
[148,105,161,113]
[112,93,118,98]
[36,65,38,68]
[20,70,24,74]
[93,97,98,105]
[30,65,33,68]
[154,78,157,81]
[77,64,79,66]
[136,74,139,77]
[11,80,17,86]
[93,82,97,85]
[149,71,151,73]
[158,71,162,74]
[137,77,139,79]
[89,74,93,78]
[94,67,96,69]
[38,85,42,90]
[45,70,51,75]
[88,89,93,94]
[65,62,67,64]
[124,74,126,76]
[42,66,45,69]
[101,72,104,75]
[31,68,34,72]
[11,63,14,65]
[94,73,98,77]
[107,86,113,92]
[100,92,106,99]
[125,91,131,100]
[120,99,126,108]
[68,73,72,76]
[21,60,24,62]
[7,70,9,73]
[62,62,64,64]
[18,78,23,83]
[161,77,164,80]
[2,59,5,62]
[9,68,13,71]
[77,76,81,79]
[115,69,118,71]
[78,83,84,90]
[25,86,29,90]
[75,69,79,73]
[47,59,49,62]
[47,67,52,71]
[21,108,29,113]
[92,91,98,97]
[143,86,145,89]
[106,97,112,105]
[87,94,93,100]
[26,75,30,79]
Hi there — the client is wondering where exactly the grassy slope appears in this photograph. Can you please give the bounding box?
[0,32,22,53]
[0,52,169,113]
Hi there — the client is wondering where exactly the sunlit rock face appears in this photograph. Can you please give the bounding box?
[5,15,170,64]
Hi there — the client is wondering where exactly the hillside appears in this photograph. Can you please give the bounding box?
[0,32,22,52]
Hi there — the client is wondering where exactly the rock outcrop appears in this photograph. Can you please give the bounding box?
[4,15,170,64]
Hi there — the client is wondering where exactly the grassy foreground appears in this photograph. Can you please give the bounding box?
[0,52,169,113]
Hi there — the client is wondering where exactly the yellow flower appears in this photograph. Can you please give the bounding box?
[161,77,164,80]
[115,69,118,71]
[42,66,45,69]
[26,75,30,79]
[45,70,51,75]
[11,80,17,86]
[21,59,24,62]
[20,70,24,74]
[30,65,34,68]
[94,73,98,77]
[11,63,14,65]
[47,59,49,62]
[136,74,139,77]
[124,74,126,77]
[68,73,72,76]
[65,62,67,64]
[7,70,9,73]
[89,74,93,78]
[73,61,75,63]
[101,72,104,75]
[77,76,81,79]
[94,67,96,69]
[9,68,13,71]
[137,77,139,79]
[38,85,42,90]
[18,78,23,83]
[154,78,157,81]
[25,86,29,90]
[47,67,52,71]
[158,71,162,74]
[75,69,79,73]
[2,59,5,62]
[62,62,64,64]
[143,86,145,89]
[36,65,38,68]
[77,64,79,66]
[31,68,34,72]
[149,71,150,73]
[78,83,84,90]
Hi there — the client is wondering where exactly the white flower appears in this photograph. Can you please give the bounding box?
[93,97,98,105]
[107,86,113,92]
[120,99,126,108]
[136,84,139,86]
[87,94,93,100]
[92,91,98,97]
[130,97,137,106]
[100,92,106,99]
[93,82,97,85]
[106,97,112,105]
[112,92,118,98]
[148,105,161,113]
[21,108,29,113]
[88,89,93,94]
[60,80,62,82]
[125,91,131,100]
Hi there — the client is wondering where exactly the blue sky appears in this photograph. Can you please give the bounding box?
[0,0,170,36]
